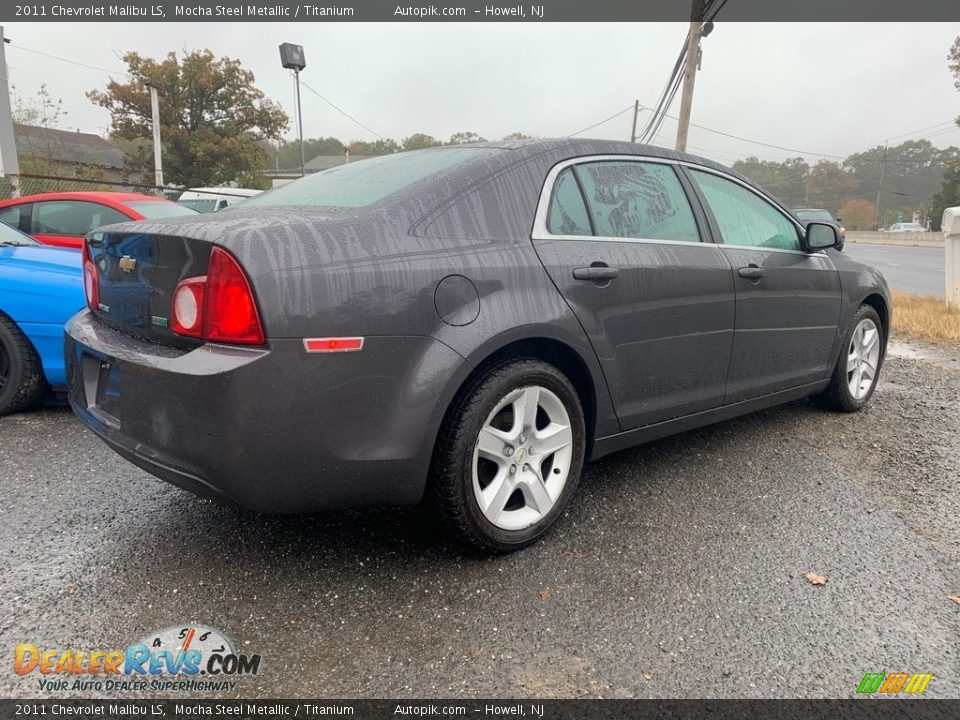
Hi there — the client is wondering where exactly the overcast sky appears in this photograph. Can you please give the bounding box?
[3,22,959,164]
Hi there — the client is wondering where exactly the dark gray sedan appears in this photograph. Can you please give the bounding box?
[66,139,890,552]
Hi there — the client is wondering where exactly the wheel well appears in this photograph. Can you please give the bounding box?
[451,338,598,454]
[862,293,890,343]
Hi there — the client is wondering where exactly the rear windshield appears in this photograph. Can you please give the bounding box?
[796,210,833,222]
[243,148,489,209]
[127,201,200,220]
[0,220,36,245]
[178,199,219,213]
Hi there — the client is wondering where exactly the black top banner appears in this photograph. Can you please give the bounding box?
[1,0,957,22]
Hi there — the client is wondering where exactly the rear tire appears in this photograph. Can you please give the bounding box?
[0,315,47,416]
[429,359,586,554]
[815,304,884,413]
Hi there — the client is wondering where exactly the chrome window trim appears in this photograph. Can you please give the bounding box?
[532,154,821,257]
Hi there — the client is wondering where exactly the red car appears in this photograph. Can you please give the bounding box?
[0,192,198,249]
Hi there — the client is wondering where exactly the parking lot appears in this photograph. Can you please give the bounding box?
[1,340,959,699]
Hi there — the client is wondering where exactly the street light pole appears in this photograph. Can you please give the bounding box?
[294,69,304,177]
[279,43,307,178]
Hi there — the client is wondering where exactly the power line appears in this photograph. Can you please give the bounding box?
[6,44,130,76]
[298,79,384,140]
[566,104,636,138]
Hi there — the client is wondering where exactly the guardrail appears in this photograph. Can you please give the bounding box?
[845,231,943,248]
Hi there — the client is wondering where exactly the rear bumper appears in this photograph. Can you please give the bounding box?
[66,310,469,512]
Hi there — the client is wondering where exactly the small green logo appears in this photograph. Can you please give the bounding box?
[151,316,169,328]
[856,672,933,695]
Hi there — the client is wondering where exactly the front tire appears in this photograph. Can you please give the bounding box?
[816,304,884,412]
[0,315,47,416]
[429,359,586,553]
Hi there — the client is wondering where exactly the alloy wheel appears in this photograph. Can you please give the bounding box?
[472,385,574,531]
[846,318,881,400]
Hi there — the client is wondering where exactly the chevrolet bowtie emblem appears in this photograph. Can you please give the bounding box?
[118,255,137,273]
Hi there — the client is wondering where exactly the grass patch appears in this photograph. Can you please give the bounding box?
[890,289,960,343]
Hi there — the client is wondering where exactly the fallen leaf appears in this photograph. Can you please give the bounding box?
[948,595,960,606]
[66,585,77,596]
[803,572,828,586]
[538,588,551,602]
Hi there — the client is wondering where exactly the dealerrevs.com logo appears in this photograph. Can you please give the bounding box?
[13,625,261,693]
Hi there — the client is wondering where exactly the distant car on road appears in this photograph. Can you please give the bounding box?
[0,222,84,415]
[0,191,198,249]
[176,187,263,213]
[65,140,892,552]
[795,208,845,249]
[887,222,927,233]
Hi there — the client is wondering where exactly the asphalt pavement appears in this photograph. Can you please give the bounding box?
[843,243,946,297]
[1,341,959,699]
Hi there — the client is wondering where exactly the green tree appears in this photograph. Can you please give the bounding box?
[502,132,532,141]
[402,133,441,151]
[275,136,346,169]
[447,131,487,145]
[805,160,858,215]
[348,138,401,156]
[88,49,288,188]
[837,198,876,231]
[931,159,960,231]
[732,156,809,207]
[11,84,67,178]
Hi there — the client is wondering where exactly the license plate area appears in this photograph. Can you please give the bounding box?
[81,352,121,428]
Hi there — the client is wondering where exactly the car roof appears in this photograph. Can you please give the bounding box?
[0,191,168,207]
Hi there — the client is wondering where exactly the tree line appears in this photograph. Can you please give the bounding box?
[14,38,960,227]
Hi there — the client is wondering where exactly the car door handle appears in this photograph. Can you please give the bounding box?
[737,266,766,280]
[573,266,620,281]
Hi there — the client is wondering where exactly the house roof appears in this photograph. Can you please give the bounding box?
[14,124,125,170]
[304,154,350,172]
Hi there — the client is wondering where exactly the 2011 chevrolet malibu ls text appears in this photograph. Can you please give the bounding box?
[66,139,890,552]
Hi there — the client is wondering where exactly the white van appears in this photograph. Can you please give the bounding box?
[176,187,263,213]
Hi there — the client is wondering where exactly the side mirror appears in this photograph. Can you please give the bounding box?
[835,217,842,223]
[803,221,838,252]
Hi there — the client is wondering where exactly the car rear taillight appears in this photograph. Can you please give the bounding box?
[171,247,265,345]
[82,239,99,312]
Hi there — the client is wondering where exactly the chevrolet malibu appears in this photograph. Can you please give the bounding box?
[66,140,890,552]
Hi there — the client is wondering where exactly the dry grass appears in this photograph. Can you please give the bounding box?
[890,289,960,343]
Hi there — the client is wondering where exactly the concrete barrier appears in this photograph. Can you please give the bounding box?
[845,231,943,248]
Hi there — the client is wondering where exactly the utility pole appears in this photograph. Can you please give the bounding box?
[874,141,888,230]
[630,100,639,143]
[675,0,704,152]
[147,85,163,187]
[0,28,20,197]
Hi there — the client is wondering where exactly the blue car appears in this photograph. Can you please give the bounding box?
[0,221,84,415]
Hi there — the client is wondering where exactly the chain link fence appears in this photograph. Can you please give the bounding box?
[0,173,171,199]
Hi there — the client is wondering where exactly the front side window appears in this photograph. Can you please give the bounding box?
[546,167,591,235]
[32,201,128,237]
[690,170,800,251]
[572,161,700,242]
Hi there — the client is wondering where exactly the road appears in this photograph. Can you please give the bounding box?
[843,243,945,297]
[1,343,959,699]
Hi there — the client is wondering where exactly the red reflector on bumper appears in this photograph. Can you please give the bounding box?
[303,337,364,353]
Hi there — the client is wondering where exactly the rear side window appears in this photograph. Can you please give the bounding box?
[243,147,489,209]
[0,205,22,229]
[573,161,700,242]
[32,201,128,237]
[546,168,592,235]
[690,170,800,251]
